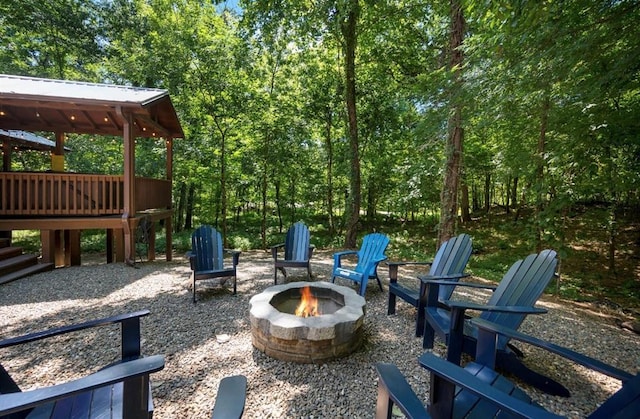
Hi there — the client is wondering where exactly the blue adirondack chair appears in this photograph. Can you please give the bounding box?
[331,232,390,296]
[271,221,314,284]
[387,233,472,337]
[375,318,638,419]
[187,225,241,303]
[0,311,165,419]
[422,249,566,396]
[211,375,247,419]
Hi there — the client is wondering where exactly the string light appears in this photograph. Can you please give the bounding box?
[70,115,76,121]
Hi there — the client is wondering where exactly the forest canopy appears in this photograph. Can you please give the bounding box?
[1,0,638,259]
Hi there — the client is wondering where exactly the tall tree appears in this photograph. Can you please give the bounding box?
[438,0,465,246]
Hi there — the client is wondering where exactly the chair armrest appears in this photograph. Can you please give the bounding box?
[386,261,433,267]
[445,301,548,315]
[270,243,285,260]
[419,278,497,290]
[0,310,150,351]
[472,318,634,382]
[417,353,562,419]
[334,250,358,259]
[374,363,430,418]
[0,355,165,416]
[419,273,471,282]
[225,249,241,266]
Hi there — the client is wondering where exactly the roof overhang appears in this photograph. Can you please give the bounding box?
[0,74,184,139]
[0,129,71,152]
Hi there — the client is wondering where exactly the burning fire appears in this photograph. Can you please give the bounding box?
[295,286,320,317]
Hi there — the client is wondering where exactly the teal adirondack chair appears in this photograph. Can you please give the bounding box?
[271,221,314,284]
[387,233,472,337]
[331,233,390,296]
[422,249,566,396]
[187,225,241,303]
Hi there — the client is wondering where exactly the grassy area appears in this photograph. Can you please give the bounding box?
[10,205,639,310]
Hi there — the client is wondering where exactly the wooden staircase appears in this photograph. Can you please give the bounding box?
[0,237,54,285]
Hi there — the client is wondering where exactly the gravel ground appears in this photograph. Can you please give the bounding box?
[0,250,638,418]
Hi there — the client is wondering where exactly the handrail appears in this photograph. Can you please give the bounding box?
[0,173,170,216]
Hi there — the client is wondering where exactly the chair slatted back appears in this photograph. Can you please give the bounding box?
[481,249,557,348]
[284,221,311,261]
[429,234,472,301]
[356,233,390,277]
[191,225,224,271]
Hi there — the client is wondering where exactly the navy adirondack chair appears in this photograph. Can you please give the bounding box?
[271,221,314,284]
[331,233,390,296]
[387,233,472,337]
[422,249,566,396]
[187,225,241,303]
[0,311,165,419]
[211,375,247,419]
[375,318,638,419]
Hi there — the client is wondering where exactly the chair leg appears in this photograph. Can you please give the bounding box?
[375,275,383,292]
[359,281,367,297]
[233,275,237,295]
[422,321,435,349]
[415,305,426,338]
[274,266,278,284]
[193,274,197,304]
[307,265,312,280]
[387,293,397,315]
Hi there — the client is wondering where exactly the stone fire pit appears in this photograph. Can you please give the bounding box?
[249,281,366,363]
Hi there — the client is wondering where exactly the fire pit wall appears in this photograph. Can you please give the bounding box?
[249,281,366,363]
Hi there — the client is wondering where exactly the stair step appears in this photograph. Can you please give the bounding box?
[0,253,38,276]
[0,263,54,285]
[0,246,23,261]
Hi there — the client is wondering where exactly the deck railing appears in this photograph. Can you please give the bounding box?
[0,173,170,216]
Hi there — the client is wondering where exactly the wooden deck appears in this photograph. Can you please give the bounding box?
[0,173,173,267]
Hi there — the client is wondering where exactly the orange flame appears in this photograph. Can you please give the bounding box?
[295,286,320,317]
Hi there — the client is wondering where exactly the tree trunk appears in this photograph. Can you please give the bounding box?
[185,182,195,230]
[325,105,335,234]
[484,172,491,212]
[535,93,551,252]
[220,131,227,244]
[342,0,361,248]
[260,162,267,249]
[437,0,465,247]
[175,181,186,233]
[460,177,471,222]
[505,176,512,214]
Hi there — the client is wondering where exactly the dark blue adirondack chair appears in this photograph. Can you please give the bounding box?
[271,221,314,284]
[187,225,241,303]
[387,233,472,337]
[0,311,165,419]
[211,375,247,419]
[422,249,566,396]
[375,318,638,419]
[331,232,390,296]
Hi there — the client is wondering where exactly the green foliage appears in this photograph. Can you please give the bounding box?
[1,0,639,310]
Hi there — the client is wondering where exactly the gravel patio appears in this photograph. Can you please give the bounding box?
[0,250,638,418]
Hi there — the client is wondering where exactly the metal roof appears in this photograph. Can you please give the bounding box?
[0,129,71,152]
[0,74,184,138]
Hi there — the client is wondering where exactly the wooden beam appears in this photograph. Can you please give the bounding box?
[118,106,136,264]
[2,139,11,171]
[136,114,170,138]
